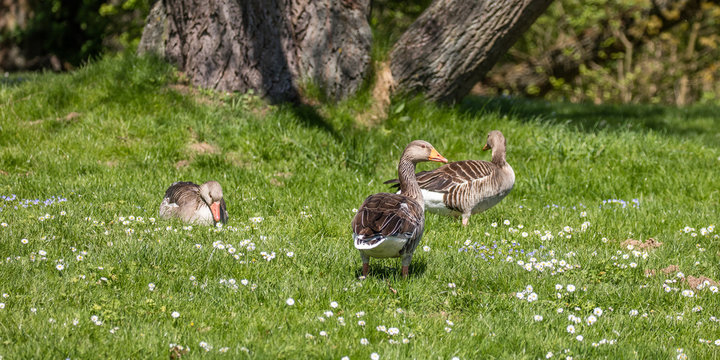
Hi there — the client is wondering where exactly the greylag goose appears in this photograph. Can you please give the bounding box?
[352,140,448,277]
[159,181,228,225]
[385,130,514,226]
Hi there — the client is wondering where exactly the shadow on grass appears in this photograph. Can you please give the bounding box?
[353,258,428,280]
[461,95,719,139]
[285,102,341,141]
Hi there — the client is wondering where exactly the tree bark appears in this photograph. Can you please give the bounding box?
[388,0,554,103]
[139,0,372,102]
[483,0,717,98]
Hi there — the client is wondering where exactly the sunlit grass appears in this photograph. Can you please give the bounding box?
[0,54,719,359]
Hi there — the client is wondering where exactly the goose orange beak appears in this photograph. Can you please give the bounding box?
[210,202,221,222]
[428,148,448,163]
[482,144,491,151]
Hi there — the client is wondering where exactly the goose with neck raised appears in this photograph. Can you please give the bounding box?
[352,140,448,277]
[385,130,514,226]
[159,181,229,225]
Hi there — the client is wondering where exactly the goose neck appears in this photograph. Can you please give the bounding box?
[398,158,422,201]
[491,144,507,167]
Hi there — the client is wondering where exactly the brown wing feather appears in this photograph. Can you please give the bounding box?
[351,193,423,238]
[385,161,497,193]
[416,160,498,192]
[164,182,200,207]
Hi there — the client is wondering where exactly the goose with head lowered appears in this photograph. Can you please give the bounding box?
[352,140,448,278]
[385,130,514,226]
[159,181,229,226]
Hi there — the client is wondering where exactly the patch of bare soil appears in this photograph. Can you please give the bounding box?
[685,275,719,289]
[644,264,680,277]
[62,112,81,122]
[225,151,252,168]
[170,345,189,359]
[27,112,81,126]
[356,61,394,127]
[188,142,219,155]
[621,238,662,250]
[175,160,190,169]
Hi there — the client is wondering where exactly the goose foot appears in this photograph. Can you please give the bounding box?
[401,265,409,278]
[462,216,469,226]
[362,263,369,277]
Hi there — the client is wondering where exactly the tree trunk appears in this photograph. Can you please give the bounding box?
[139,0,372,102]
[388,0,554,103]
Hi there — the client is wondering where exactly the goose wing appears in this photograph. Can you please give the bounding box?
[351,193,423,242]
[163,182,200,207]
[385,160,497,193]
[416,160,497,192]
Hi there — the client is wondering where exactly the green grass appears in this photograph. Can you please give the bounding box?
[1,54,719,359]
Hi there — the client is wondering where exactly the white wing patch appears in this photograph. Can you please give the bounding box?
[354,233,409,258]
[421,189,455,215]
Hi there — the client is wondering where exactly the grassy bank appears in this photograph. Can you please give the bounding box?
[0,55,719,359]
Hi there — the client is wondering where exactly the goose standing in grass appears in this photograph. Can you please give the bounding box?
[159,181,228,226]
[352,140,448,277]
[385,130,514,226]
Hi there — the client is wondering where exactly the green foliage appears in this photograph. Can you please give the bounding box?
[1,0,151,67]
[505,0,720,105]
[1,55,720,358]
[369,0,432,59]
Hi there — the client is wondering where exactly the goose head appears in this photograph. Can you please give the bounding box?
[199,181,224,222]
[403,140,448,164]
[482,130,506,151]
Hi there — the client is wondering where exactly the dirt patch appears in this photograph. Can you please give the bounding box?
[645,264,680,277]
[175,160,190,169]
[225,151,252,168]
[99,160,118,167]
[685,275,719,289]
[61,112,81,122]
[188,142,219,155]
[269,178,284,187]
[169,345,189,359]
[661,265,680,274]
[356,61,394,127]
[274,172,293,178]
[185,126,220,157]
[621,238,662,250]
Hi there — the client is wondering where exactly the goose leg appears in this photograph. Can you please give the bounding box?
[361,253,370,277]
[461,213,471,226]
[401,255,412,278]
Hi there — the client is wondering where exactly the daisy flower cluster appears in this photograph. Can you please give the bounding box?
[458,238,524,261]
[610,248,649,269]
[220,276,256,291]
[514,285,539,302]
[510,249,580,275]
[697,338,720,347]
[375,323,414,344]
[553,283,579,299]
[680,224,717,238]
[600,198,640,209]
